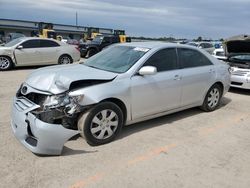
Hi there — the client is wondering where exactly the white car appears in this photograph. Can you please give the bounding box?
[0,37,80,70]
[212,48,227,61]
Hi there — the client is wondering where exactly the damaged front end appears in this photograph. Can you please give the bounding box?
[11,84,90,155]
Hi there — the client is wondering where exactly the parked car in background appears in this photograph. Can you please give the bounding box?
[224,35,250,89]
[11,42,230,155]
[67,38,79,46]
[79,35,120,58]
[212,48,227,61]
[0,33,26,46]
[0,37,80,70]
[187,42,215,54]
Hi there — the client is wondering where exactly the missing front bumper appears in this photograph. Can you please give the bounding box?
[11,97,79,155]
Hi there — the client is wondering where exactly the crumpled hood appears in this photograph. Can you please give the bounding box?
[25,64,118,94]
[224,35,250,57]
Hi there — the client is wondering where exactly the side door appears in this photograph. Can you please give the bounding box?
[130,48,182,120]
[39,39,60,64]
[177,48,215,107]
[14,39,41,65]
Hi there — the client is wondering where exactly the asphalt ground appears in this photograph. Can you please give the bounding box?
[0,65,250,188]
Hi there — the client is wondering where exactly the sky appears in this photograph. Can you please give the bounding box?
[0,0,250,39]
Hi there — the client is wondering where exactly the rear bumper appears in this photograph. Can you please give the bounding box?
[11,97,79,155]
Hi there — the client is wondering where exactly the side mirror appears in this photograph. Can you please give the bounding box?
[16,45,23,50]
[138,66,157,76]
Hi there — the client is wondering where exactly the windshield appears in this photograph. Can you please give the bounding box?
[92,36,103,43]
[230,55,250,62]
[84,45,149,73]
[4,38,24,47]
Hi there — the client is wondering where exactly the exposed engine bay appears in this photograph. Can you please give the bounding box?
[224,35,250,69]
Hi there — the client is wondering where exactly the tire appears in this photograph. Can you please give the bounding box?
[58,55,73,64]
[86,49,97,58]
[78,102,124,146]
[0,56,13,71]
[201,84,222,112]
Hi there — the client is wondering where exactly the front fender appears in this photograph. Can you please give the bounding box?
[69,78,131,121]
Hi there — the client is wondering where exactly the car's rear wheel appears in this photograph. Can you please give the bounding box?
[201,84,222,112]
[0,56,13,71]
[78,102,123,146]
[58,55,72,64]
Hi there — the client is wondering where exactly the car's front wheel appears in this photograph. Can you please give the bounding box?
[0,56,13,71]
[201,84,222,112]
[78,102,124,145]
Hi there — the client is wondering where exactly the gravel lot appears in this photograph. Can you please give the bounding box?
[0,66,250,188]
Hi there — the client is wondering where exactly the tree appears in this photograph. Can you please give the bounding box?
[197,36,202,41]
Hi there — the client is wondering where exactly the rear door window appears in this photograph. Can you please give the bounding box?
[178,48,213,68]
[40,40,60,47]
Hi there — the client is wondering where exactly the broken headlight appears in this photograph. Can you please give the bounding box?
[43,93,84,115]
[43,94,70,109]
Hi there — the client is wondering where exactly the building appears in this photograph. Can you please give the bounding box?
[0,18,114,41]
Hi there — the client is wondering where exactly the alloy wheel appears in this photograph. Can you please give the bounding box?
[207,88,220,108]
[0,57,10,69]
[90,109,119,140]
[60,56,71,64]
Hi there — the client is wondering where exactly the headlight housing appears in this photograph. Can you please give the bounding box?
[43,93,84,110]
[43,94,70,109]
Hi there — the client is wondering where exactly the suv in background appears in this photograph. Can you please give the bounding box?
[187,42,215,54]
[79,35,120,58]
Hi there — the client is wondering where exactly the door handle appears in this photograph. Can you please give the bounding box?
[209,69,215,73]
[174,75,181,80]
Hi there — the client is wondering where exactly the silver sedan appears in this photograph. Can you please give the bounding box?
[0,37,80,70]
[11,42,231,155]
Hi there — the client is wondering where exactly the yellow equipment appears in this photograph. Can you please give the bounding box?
[38,22,57,39]
[114,30,131,43]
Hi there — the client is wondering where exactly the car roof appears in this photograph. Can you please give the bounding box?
[20,37,58,41]
[116,41,196,50]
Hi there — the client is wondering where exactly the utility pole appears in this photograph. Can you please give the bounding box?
[75,12,78,26]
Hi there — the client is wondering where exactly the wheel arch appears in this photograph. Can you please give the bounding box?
[201,81,225,105]
[0,55,14,63]
[214,81,224,94]
[100,98,127,124]
[59,53,72,59]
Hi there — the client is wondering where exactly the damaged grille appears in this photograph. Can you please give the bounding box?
[17,90,48,107]
[15,97,35,111]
